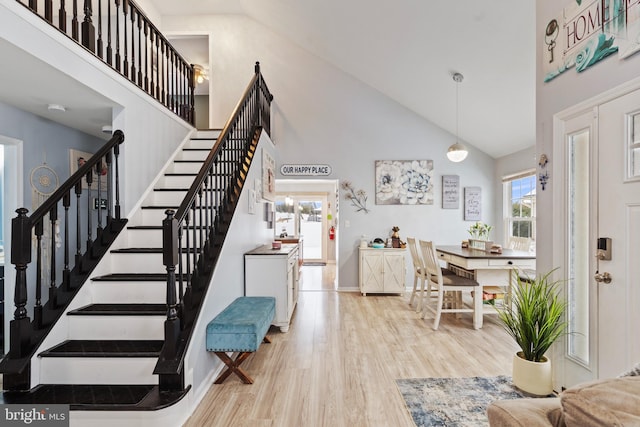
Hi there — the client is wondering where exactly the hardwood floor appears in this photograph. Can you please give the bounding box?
[184,265,518,426]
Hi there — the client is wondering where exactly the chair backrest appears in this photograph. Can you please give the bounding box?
[419,240,441,284]
[507,236,532,252]
[407,237,423,273]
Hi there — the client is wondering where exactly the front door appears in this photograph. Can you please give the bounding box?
[596,89,640,379]
[557,87,640,388]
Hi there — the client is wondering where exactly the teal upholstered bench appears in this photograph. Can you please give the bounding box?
[206,296,275,384]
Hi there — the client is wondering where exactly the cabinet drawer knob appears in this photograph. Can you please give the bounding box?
[508,261,513,265]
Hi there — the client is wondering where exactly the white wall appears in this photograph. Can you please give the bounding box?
[162,15,498,289]
[536,1,640,276]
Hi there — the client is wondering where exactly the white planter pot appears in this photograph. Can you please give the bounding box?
[512,352,553,396]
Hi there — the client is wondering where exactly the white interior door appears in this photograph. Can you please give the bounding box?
[557,87,640,389]
[596,88,640,379]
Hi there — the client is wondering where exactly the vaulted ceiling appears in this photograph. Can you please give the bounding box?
[150,0,536,158]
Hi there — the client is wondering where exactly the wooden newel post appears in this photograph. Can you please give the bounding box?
[163,210,180,357]
[10,208,32,359]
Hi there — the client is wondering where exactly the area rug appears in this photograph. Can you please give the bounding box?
[395,375,525,426]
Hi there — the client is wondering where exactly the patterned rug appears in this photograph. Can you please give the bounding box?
[395,375,525,426]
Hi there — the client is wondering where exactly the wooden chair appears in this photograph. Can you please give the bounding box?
[419,240,482,330]
[407,237,428,312]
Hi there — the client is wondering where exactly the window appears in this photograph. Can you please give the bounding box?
[503,171,536,243]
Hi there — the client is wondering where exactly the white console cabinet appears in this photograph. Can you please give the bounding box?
[359,247,406,295]
[244,244,299,332]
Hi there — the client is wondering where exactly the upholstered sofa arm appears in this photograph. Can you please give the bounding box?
[487,397,563,427]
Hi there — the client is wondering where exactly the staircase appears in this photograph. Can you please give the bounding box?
[1,129,256,416]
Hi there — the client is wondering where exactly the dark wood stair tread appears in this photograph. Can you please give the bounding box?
[0,384,190,411]
[91,273,170,281]
[39,340,164,357]
[67,304,166,316]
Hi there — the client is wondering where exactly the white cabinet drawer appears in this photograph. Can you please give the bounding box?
[488,259,535,268]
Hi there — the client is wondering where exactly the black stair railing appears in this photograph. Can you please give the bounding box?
[0,131,127,390]
[156,62,273,391]
[16,0,195,125]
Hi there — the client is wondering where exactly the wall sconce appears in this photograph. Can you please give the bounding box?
[538,154,549,190]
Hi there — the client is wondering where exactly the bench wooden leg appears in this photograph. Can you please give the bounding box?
[214,351,254,384]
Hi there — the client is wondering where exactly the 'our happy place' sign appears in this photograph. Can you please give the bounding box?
[280,164,332,176]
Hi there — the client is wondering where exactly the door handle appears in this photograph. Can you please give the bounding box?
[594,271,612,284]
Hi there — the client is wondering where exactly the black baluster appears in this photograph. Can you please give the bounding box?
[177,224,185,326]
[96,159,104,238]
[81,0,96,52]
[144,21,149,92]
[123,0,128,78]
[49,206,58,308]
[63,192,71,291]
[114,142,121,219]
[86,167,94,251]
[28,0,37,12]
[115,0,120,72]
[72,0,79,41]
[106,150,113,222]
[137,12,142,86]
[169,49,174,111]
[106,0,112,65]
[59,0,67,33]
[75,181,83,269]
[97,0,103,59]
[130,7,136,81]
[34,220,43,329]
[45,0,53,23]
[198,189,204,270]
[161,40,166,105]
[155,33,160,100]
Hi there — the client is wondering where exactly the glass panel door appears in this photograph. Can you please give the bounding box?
[567,129,590,365]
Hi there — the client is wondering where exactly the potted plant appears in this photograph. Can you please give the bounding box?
[467,221,493,250]
[496,270,567,396]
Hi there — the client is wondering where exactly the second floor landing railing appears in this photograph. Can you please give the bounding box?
[17,0,194,125]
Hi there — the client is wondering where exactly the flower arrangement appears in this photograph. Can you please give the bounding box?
[468,221,492,240]
[341,181,369,213]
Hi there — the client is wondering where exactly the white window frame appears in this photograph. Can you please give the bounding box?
[502,170,536,245]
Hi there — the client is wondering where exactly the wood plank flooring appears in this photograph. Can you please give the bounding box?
[184,265,518,426]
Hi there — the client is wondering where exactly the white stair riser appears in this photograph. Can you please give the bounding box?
[169,162,205,174]
[141,208,215,224]
[127,228,206,248]
[176,150,209,161]
[90,281,172,304]
[196,130,221,139]
[148,190,188,205]
[39,357,157,384]
[68,315,165,340]
[147,189,224,206]
[109,252,193,273]
[159,175,201,188]
[185,139,216,150]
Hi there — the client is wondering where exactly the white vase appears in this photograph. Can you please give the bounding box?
[512,352,553,396]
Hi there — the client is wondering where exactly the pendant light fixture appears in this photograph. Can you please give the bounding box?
[447,72,469,162]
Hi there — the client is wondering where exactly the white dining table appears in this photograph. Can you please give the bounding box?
[435,245,536,328]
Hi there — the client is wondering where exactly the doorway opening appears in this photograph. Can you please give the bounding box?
[166,34,210,129]
[1,135,23,356]
[275,179,339,289]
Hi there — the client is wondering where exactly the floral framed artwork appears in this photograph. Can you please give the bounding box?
[262,149,276,202]
[375,160,434,205]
